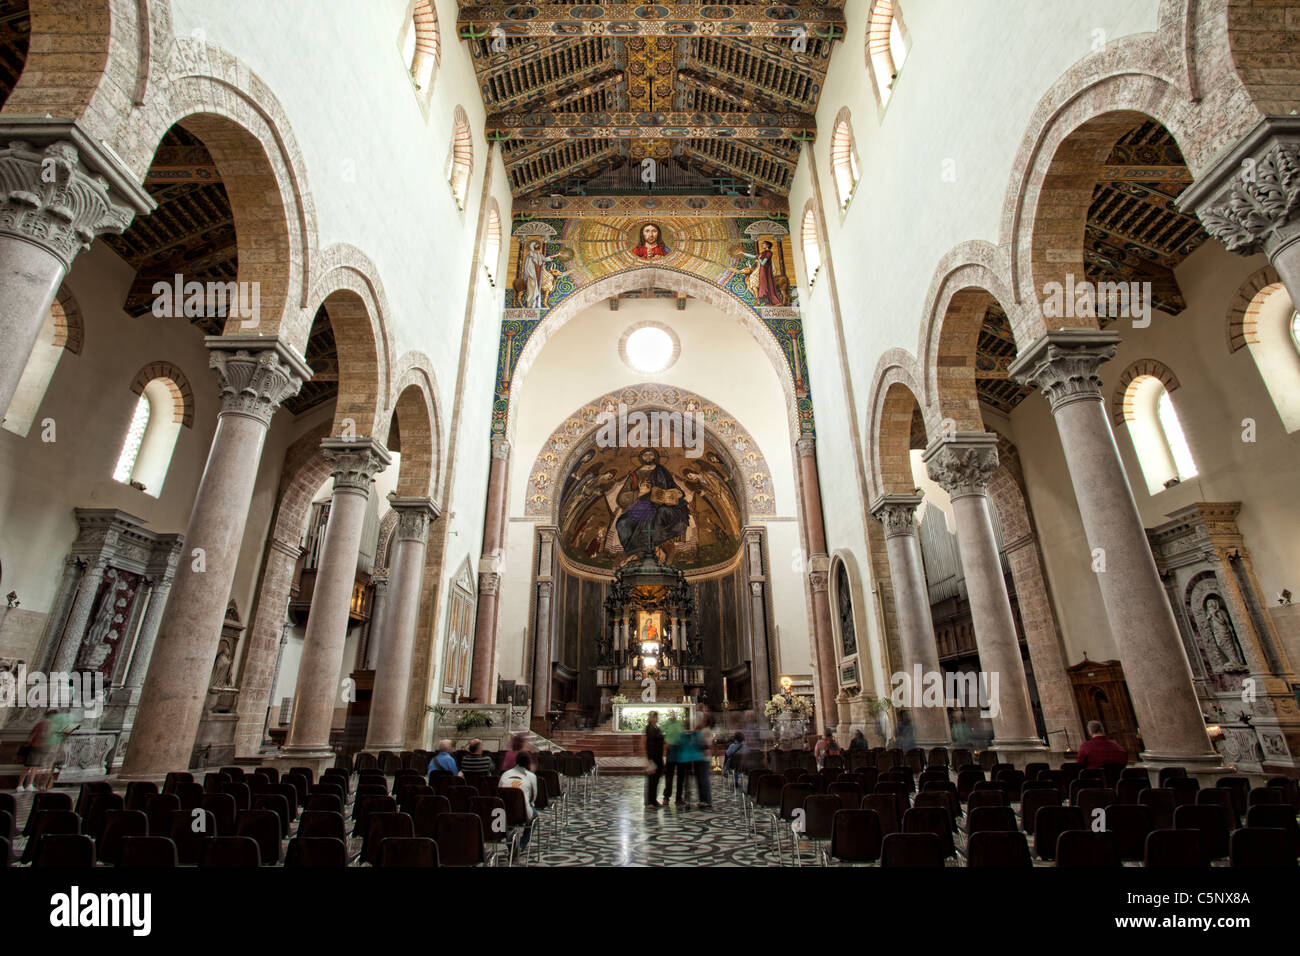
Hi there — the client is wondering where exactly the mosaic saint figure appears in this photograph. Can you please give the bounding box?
[521,240,558,309]
[632,222,671,259]
[743,240,783,305]
[615,448,689,559]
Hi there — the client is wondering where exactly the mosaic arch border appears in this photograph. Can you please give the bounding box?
[522,384,778,522]
[496,265,813,444]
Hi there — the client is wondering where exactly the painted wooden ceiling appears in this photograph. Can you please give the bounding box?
[457,1,846,198]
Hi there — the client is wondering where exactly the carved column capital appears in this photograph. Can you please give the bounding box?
[1178,116,1300,257]
[922,432,1000,499]
[795,435,817,458]
[870,493,924,539]
[207,336,312,425]
[388,496,439,544]
[537,581,553,599]
[0,129,154,268]
[478,570,501,596]
[1008,329,1119,413]
[491,437,511,460]
[750,581,764,597]
[321,437,390,495]
[809,569,829,593]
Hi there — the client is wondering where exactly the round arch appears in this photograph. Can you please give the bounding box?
[385,351,442,501]
[865,351,926,500]
[505,267,802,445]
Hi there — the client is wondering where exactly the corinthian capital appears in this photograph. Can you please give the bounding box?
[322,437,390,494]
[1178,117,1300,257]
[491,437,511,460]
[207,335,312,425]
[922,433,1000,499]
[1007,329,1119,413]
[478,570,501,596]
[0,123,155,268]
[389,496,439,544]
[870,493,923,538]
[795,435,817,459]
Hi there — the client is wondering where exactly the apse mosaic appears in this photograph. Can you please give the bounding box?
[527,386,776,565]
[492,205,816,437]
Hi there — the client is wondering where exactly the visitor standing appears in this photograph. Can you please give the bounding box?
[644,710,665,809]
[660,710,685,806]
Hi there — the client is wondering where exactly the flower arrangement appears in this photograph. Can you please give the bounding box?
[610,694,628,705]
[764,693,813,720]
[455,710,494,732]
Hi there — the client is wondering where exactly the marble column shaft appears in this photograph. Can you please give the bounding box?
[796,436,839,729]
[871,495,952,749]
[232,538,301,758]
[364,577,390,671]
[120,338,309,778]
[366,497,437,751]
[924,434,1043,749]
[1010,330,1217,765]
[470,437,510,703]
[51,558,106,673]
[0,128,153,415]
[284,438,390,757]
[122,579,173,692]
[531,580,554,721]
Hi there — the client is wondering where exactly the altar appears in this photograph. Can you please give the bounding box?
[611,701,694,734]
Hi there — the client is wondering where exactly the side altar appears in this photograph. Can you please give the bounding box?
[611,701,695,734]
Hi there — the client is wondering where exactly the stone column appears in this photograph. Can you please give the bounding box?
[796,435,839,729]
[365,496,437,752]
[50,558,106,673]
[232,538,302,759]
[0,124,154,415]
[743,528,772,705]
[1179,116,1300,308]
[363,576,390,671]
[531,581,554,720]
[871,494,952,749]
[470,437,510,703]
[282,438,390,759]
[1009,330,1219,767]
[924,434,1044,751]
[36,557,82,672]
[121,577,174,695]
[120,337,309,778]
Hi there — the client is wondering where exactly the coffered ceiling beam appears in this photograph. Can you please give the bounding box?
[486,110,816,141]
[458,5,846,40]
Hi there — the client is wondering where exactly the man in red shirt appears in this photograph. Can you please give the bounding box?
[1076,720,1129,769]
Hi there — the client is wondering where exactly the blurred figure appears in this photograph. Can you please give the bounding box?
[723,732,746,788]
[500,751,539,850]
[890,710,916,752]
[18,708,77,791]
[677,715,712,809]
[644,710,665,809]
[848,729,869,752]
[814,728,841,769]
[501,731,531,771]
[949,710,973,749]
[1077,720,1129,770]
[660,710,685,806]
[427,739,460,777]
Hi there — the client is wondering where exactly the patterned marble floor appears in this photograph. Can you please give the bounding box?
[522,773,788,867]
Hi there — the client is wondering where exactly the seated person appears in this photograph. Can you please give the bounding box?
[460,738,494,775]
[427,738,460,777]
[1076,720,1129,769]
[499,751,539,849]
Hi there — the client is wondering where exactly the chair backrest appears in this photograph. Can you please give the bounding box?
[35,833,96,868]
[1120,767,1152,787]
[1116,779,1144,806]
[199,792,237,836]
[1105,803,1155,862]
[926,747,949,768]
[162,771,193,795]
[1143,827,1206,868]
[124,781,159,813]
[235,809,282,865]
[175,781,205,812]
[880,831,944,868]
[966,806,1018,834]
[254,767,279,784]
[802,795,841,840]
[378,837,440,868]
[902,807,954,857]
[756,774,785,809]
[20,809,81,864]
[82,792,124,841]
[118,835,178,868]
[1020,788,1062,835]
[306,794,344,815]
[1157,766,1188,787]
[354,795,397,835]
[1245,803,1300,857]
[298,810,347,842]
[1173,804,1232,860]
[411,794,451,840]
[1022,762,1049,780]
[956,768,985,801]
[829,809,882,863]
[913,791,958,829]
[169,808,217,865]
[25,791,73,834]
[1032,806,1084,861]
[97,809,148,866]
[965,789,1008,812]
[434,812,486,866]
[779,783,814,820]
[1055,829,1120,868]
[362,811,415,865]
[1229,827,1298,869]
[144,794,181,837]
[252,792,292,835]
[285,836,347,868]
[1196,788,1240,827]
[859,794,899,835]
[199,835,262,868]
[966,830,1032,868]
[1138,787,1176,831]
[1075,788,1115,823]
[218,781,250,812]
[497,787,529,828]
[74,781,113,816]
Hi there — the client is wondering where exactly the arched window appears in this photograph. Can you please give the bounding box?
[484,202,502,285]
[113,367,193,497]
[403,0,439,92]
[1119,370,1197,494]
[801,204,822,288]
[1226,271,1300,432]
[4,288,83,437]
[446,106,473,210]
[830,111,860,209]
[867,0,909,107]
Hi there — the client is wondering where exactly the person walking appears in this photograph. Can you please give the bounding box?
[677,716,711,809]
[644,710,665,809]
[660,710,685,806]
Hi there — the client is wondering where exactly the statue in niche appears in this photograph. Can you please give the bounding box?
[1203,596,1248,673]
[210,637,235,688]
